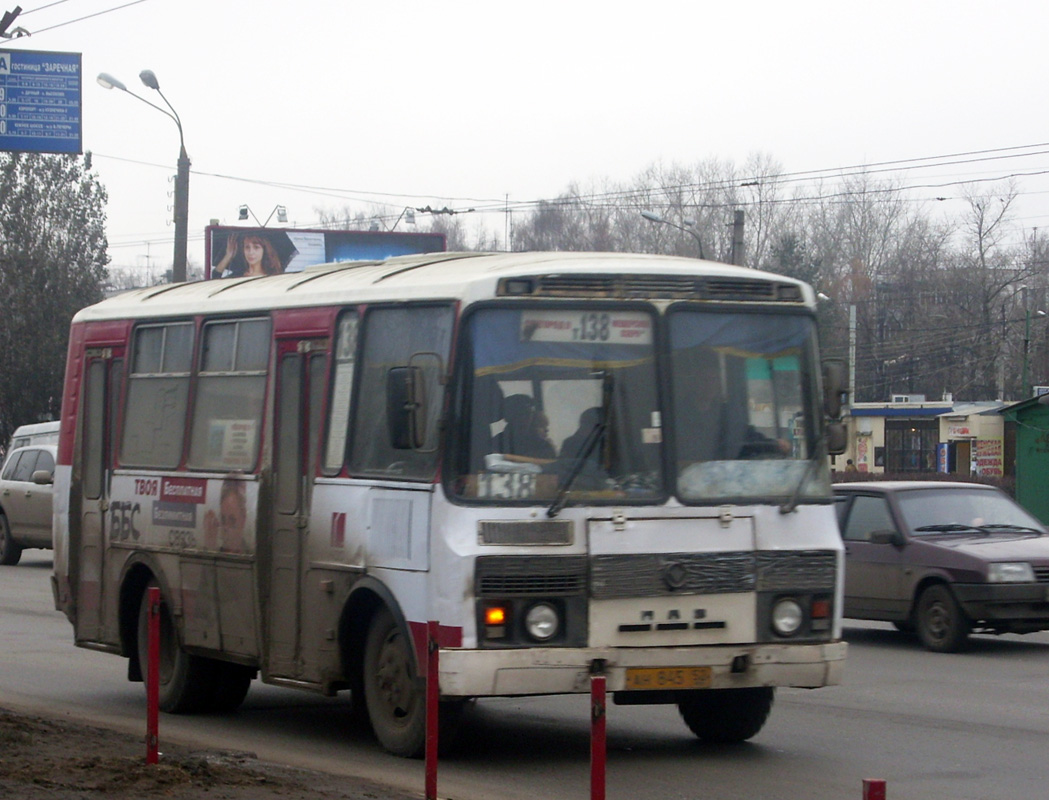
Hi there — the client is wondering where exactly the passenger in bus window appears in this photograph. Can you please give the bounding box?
[559,407,603,460]
[203,479,248,553]
[501,394,556,461]
[211,233,284,278]
[683,349,788,462]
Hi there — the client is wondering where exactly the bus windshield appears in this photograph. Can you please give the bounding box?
[449,304,830,507]
[450,306,663,504]
[668,308,828,503]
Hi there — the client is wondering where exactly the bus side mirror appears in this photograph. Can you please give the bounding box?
[823,359,848,420]
[826,421,847,455]
[387,367,426,450]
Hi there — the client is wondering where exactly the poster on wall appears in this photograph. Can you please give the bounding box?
[937,443,950,473]
[972,439,1003,477]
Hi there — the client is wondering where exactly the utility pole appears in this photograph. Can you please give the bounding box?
[730,210,745,266]
[173,144,190,283]
[849,304,857,403]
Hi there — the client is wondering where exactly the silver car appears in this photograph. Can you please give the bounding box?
[0,445,56,565]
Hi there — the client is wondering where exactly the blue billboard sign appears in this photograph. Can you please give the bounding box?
[0,48,82,155]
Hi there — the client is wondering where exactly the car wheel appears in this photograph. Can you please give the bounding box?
[0,514,23,566]
[677,687,775,743]
[137,580,217,713]
[916,584,970,653]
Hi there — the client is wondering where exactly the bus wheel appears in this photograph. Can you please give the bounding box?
[677,687,775,743]
[208,662,254,713]
[136,581,216,713]
[363,608,425,757]
[0,514,23,566]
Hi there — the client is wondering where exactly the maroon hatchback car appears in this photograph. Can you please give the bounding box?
[833,481,1049,652]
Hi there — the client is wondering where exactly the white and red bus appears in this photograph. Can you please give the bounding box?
[52,251,848,756]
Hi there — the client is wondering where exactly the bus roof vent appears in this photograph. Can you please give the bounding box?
[501,273,697,298]
[532,274,618,296]
[701,278,779,301]
[621,275,698,297]
[498,274,802,302]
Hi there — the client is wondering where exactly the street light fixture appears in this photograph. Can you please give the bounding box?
[640,211,705,259]
[97,69,189,283]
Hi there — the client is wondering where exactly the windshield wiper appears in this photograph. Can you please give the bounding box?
[913,523,981,533]
[977,524,1045,535]
[547,372,612,518]
[779,436,822,514]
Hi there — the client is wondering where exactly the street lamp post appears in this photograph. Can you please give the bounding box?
[640,211,706,260]
[97,70,189,283]
[1022,307,1047,398]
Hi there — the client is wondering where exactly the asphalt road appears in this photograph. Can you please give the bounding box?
[3,552,1048,800]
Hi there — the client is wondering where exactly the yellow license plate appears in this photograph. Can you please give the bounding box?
[624,666,712,690]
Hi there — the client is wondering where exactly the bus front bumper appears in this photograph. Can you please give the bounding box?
[436,641,847,698]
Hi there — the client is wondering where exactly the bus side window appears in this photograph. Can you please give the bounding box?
[187,318,271,472]
[121,323,194,468]
[349,305,453,480]
[322,312,359,475]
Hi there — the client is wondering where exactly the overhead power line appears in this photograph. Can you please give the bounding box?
[7,0,150,36]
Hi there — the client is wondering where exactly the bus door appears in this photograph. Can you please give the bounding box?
[75,348,123,644]
[267,338,327,678]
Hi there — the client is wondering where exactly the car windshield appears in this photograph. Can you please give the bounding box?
[897,488,1046,534]
[449,306,663,505]
[668,308,829,503]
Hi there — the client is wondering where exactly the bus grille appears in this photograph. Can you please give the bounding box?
[590,550,837,599]
[476,556,588,596]
[755,551,838,591]
[498,274,803,302]
[591,552,753,598]
[478,520,573,545]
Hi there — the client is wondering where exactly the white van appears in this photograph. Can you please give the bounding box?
[8,421,60,452]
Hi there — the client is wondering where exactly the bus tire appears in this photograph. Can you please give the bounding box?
[0,514,23,566]
[208,662,254,713]
[136,581,216,714]
[363,607,426,757]
[677,687,774,743]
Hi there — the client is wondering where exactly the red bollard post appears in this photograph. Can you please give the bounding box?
[863,779,887,800]
[146,586,160,765]
[590,665,607,800]
[424,620,439,800]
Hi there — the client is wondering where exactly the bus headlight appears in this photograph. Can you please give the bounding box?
[524,602,560,641]
[771,598,804,637]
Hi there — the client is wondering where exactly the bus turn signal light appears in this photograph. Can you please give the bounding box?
[485,606,507,625]
[485,606,508,638]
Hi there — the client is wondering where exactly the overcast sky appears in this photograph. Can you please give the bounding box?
[7,0,1049,276]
